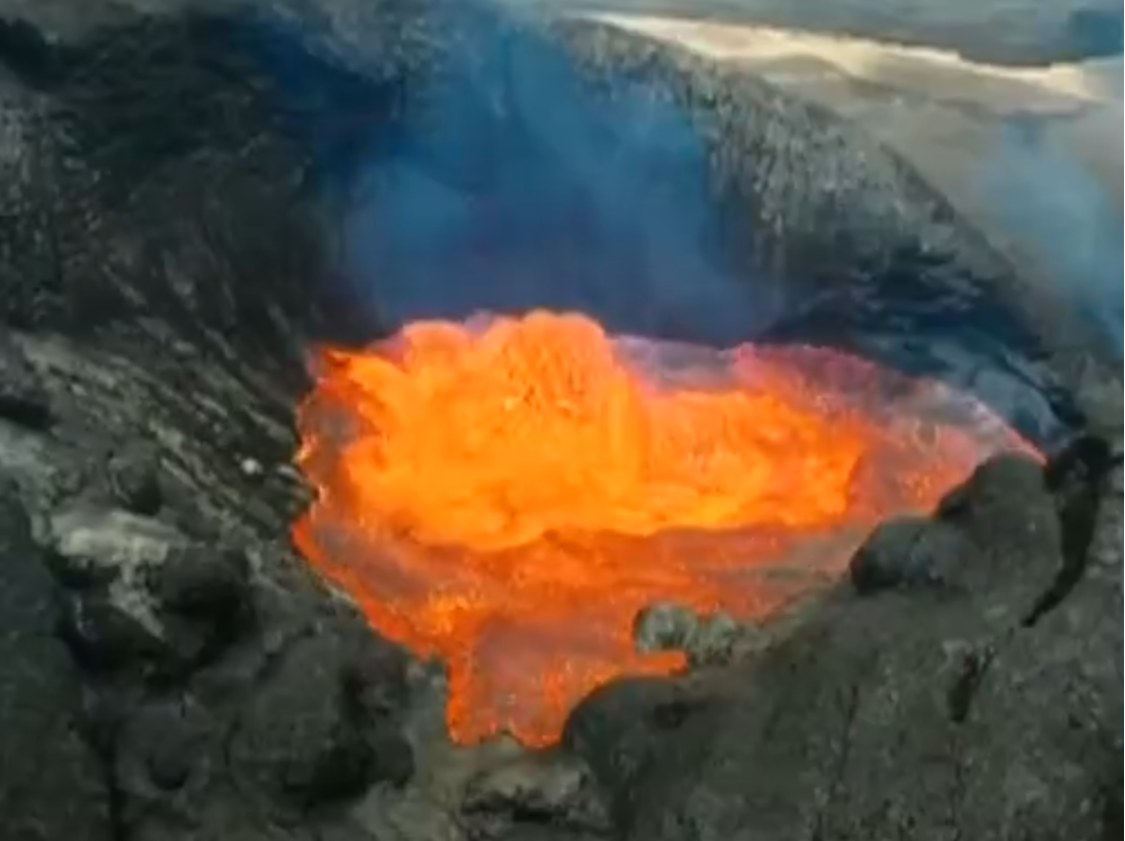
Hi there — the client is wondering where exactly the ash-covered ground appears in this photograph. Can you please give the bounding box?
[0,1,1121,840]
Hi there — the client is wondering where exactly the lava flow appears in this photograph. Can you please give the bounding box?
[292,310,1031,747]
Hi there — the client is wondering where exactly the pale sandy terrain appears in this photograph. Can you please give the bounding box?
[587,13,1123,303]
[509,0,1123,66]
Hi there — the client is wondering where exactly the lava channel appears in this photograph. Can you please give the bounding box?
[292,309,1033,747]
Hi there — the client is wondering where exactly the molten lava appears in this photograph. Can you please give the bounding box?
[292,310,1030,746]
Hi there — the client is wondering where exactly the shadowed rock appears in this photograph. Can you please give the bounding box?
[0,482,113,841]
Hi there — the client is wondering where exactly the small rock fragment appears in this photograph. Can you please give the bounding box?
[0,335,52,429]
[240,457,264,478]
[51,505,185,578]
[106,445,163,516]
[150,543,251,624]
[946,642,995,724]
[49,505,185,632]
[685,612,741,667]
[632,602,697,654]
[462,752,611,838]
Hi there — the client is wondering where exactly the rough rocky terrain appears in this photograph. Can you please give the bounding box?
[0,1,1120,840]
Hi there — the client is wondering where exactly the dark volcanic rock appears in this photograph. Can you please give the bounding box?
[106,443,164,516]
[0,330,52,428]
[566,437,1122,841]
[850,514,974,595]
[150,542,251,623]
[228,634,415,808]
[0,481,113,841]
[61,587,172,672]
[936,452,1069,619]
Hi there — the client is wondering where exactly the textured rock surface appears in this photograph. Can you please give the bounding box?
[0,2,1119,840]
[566,436,1123,841]
[0,483,114,841]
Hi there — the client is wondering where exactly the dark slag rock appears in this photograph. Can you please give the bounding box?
[150,542,252,624]
[106,444,164,516]
[228,635,415,809]
[60,589,169,673]
[935,452,1066,611]
[0,332,52,429]
[0,480,114,841]
[850,515,976,595]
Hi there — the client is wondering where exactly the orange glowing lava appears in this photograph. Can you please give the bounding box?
[292,310,1032,746]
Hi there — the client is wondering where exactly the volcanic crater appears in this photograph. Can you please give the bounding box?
[0,2,1119,841]
[285,6,1076,747]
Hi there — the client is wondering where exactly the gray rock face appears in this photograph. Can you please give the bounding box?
[0,2,1118,841]
[565,437,1122,841]
[0,483,114,841]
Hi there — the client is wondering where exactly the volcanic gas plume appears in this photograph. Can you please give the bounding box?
[292,310,1032,746]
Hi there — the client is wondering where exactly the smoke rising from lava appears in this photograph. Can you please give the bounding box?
[978,123,1123,358]
[338,5,772,345]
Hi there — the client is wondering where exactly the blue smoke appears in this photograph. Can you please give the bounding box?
[978,122,1123,359]
[336,8,772,345]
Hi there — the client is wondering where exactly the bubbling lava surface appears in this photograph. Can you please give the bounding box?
[292,310,1033,746]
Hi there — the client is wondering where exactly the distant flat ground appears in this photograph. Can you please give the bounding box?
[5,0,1118,66]
[505,0,1123,65]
